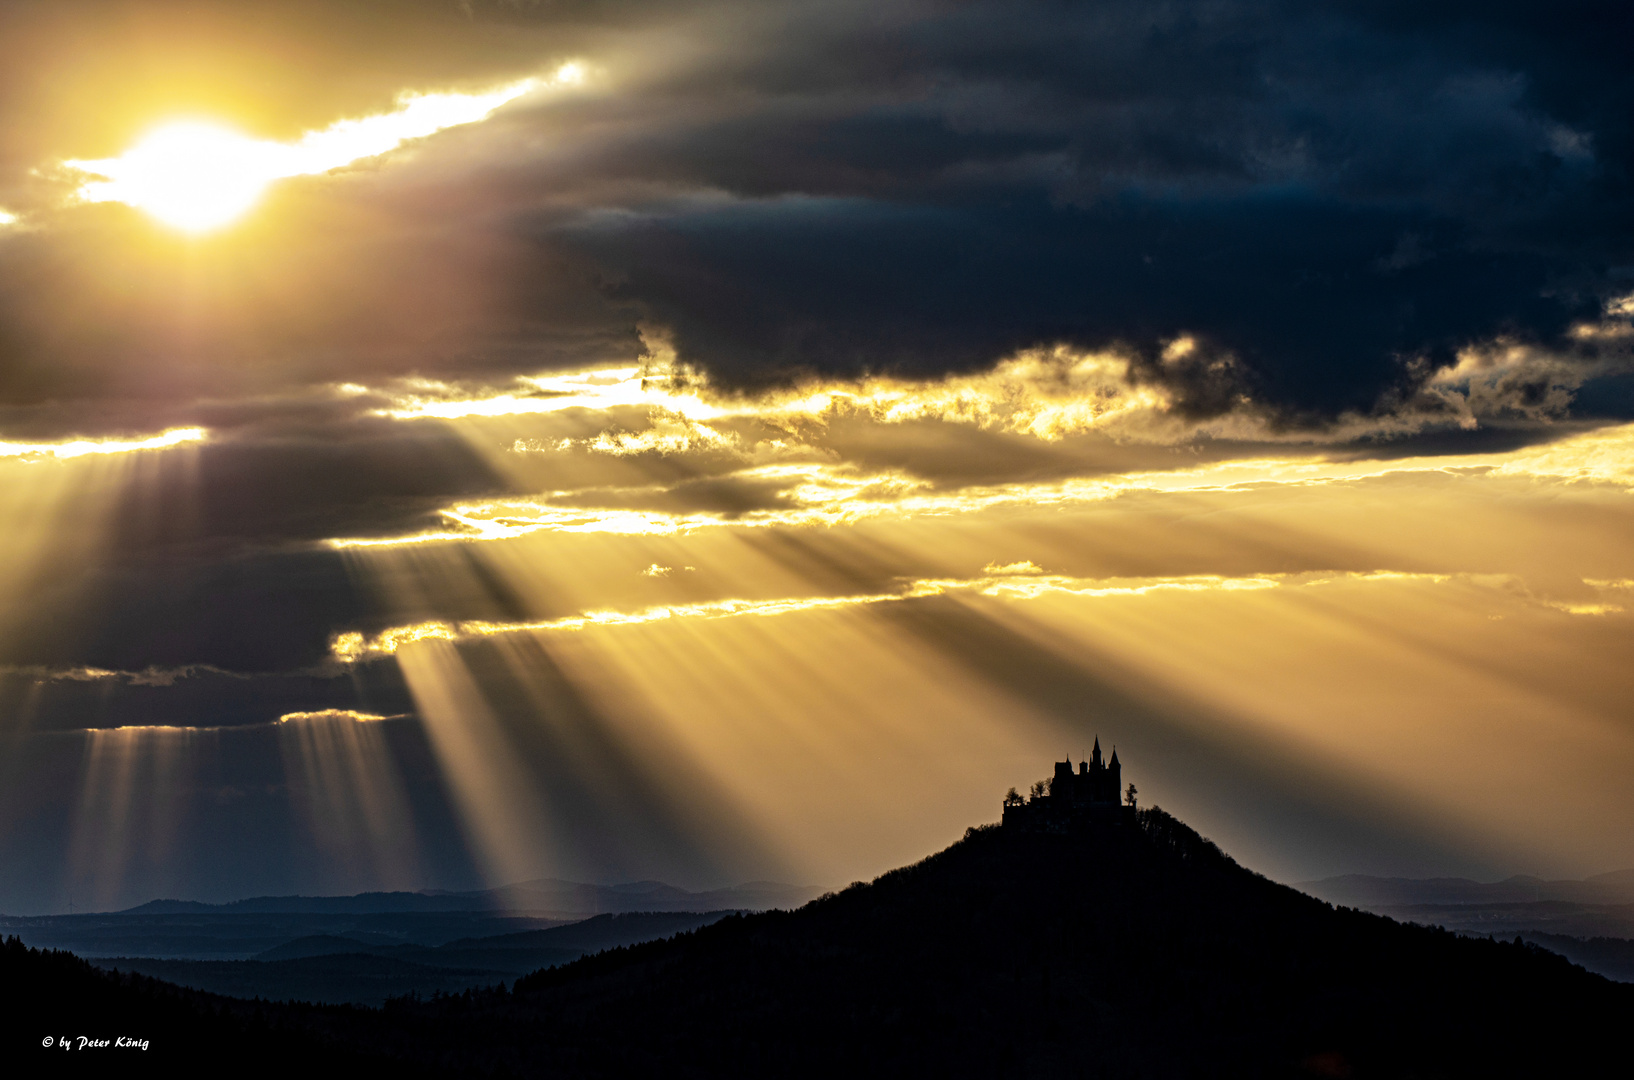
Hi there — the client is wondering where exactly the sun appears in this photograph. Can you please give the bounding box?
[63,72,564,234]
[70,121,286,233]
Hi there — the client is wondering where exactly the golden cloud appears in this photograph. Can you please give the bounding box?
[0,427,206,461]
[327,568,1553,664]
[276,709,400,724]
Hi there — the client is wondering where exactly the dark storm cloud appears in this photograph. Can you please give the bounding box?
[574,194,1592,415]
[4,0,1631,425]
[539,0,1634,418]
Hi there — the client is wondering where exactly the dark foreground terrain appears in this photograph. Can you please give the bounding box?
[12,808,1630,1077]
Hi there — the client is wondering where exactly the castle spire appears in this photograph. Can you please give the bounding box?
[1091,737,1102,768]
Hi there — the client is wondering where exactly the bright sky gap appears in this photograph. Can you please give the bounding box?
[61,70,576,232]
[0,426,206,460]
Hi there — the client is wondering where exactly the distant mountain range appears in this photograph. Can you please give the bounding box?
[118,878,823,917]
[1297,868,1634,907]
[11,808,1631,1076]
[85,912,740,1006]
[1296,868,1634,981]
[0,878,824,965]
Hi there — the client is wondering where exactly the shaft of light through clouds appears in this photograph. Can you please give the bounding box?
[3,0,1633,913]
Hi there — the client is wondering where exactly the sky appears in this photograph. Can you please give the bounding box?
[1,0,1632,914]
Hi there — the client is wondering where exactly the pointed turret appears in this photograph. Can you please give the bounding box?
[1004,748,1135,832]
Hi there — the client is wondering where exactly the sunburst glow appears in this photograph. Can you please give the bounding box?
[64,76,548,232]
[2,0,1630,938]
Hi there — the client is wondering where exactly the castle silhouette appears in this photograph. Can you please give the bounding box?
[1002,738,1136,832]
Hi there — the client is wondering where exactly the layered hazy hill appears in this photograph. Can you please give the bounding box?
[118,878,821,918]
[0,878,824,1005]
[82,912,743,1007]
[12,809,1630,1076]
[1298,869,1634,908]
[1298,869,1634,982]
[0,878,823,963]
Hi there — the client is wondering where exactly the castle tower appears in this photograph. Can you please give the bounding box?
[1002,746,1136,831]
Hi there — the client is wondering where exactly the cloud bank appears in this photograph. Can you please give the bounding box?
[0,0,1631,433]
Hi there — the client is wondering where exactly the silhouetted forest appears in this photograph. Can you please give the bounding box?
[13,808,1630,1076]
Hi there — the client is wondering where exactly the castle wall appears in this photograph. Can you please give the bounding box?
[1004,758,1136,833]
